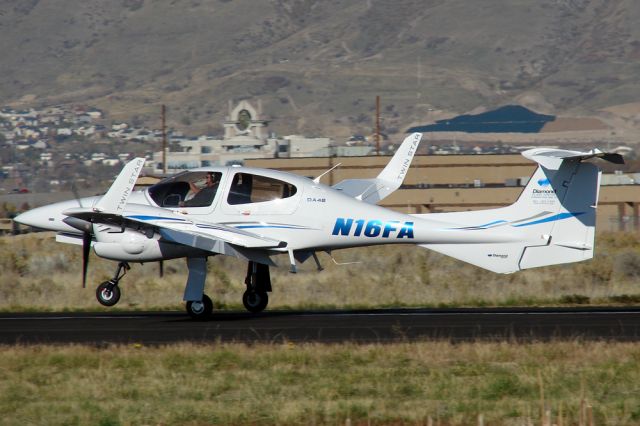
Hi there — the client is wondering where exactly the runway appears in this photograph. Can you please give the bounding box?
[1,307,640,345]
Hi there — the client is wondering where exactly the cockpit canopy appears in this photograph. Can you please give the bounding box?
[148,171,222,208]
[147,170,298,209]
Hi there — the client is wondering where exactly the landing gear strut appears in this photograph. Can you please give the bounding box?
[243,261,271,313]
[96,262,130,307]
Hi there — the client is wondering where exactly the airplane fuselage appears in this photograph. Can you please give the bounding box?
[19,165,522,268]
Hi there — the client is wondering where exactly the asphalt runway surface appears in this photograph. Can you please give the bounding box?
[1,307,640,345]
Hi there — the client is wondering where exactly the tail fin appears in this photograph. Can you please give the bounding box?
[93,157,146,214]
[417,148,615,273]
[332,133,422,204]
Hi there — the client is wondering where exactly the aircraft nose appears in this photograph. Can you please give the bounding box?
[14,198,98,233]
[14,207,51,229]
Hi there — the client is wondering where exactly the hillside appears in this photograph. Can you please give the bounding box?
[2,0,640,139]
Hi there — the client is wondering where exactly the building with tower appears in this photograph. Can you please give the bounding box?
[152,100,371,173]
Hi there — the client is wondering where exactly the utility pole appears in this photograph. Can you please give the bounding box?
[161,104,167,175]
[375,95,380,155]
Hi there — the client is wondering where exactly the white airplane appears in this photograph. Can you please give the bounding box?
[14,133,622,318]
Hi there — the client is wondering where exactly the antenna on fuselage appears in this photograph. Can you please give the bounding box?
[161,104,167,176]
[325,250,362,266]
[313,163,342,184]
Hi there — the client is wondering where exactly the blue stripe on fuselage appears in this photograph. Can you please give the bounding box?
[127,215,186,222]
[513,212,584,227]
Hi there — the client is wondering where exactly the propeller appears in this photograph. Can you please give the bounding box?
[82,230,91,288]
[62,216,94,288]
[71,182,84,207]
[70,183,91,287]
[159,260,164,278]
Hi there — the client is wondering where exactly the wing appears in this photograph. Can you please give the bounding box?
[332,132,422,204]
[63,204,285,266]
[64,203,287,251]
[125,206,286,249]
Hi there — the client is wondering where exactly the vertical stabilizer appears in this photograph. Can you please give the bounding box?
[332,132,422,204]
[93,157,146,214]
[416,149,607,273]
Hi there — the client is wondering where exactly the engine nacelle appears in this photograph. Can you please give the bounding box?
[92,229,192,261]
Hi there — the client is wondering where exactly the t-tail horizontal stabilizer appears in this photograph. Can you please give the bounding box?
[332,132,422,204]
[416,148,618,273]
[522,147,624,170]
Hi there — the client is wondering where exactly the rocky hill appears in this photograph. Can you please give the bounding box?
[1,0,640,140]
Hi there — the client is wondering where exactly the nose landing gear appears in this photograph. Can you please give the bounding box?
[96,281,121,306]
[95,262,130,307]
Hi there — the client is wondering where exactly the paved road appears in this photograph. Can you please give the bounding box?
[1,307,639,345]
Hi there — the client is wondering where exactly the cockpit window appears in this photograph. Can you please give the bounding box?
[227,173,297,205]
[148,171,222,208]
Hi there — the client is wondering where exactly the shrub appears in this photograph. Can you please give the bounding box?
[559,294,590,305]
[576,256,612,284]
[614,251,640,280]
[608,294,640,304]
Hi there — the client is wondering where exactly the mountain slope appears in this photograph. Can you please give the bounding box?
[1,0,639,138]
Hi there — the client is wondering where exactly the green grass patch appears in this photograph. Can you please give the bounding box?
[0,341,639,425]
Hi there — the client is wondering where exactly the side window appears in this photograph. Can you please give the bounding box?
[227,173,297,205]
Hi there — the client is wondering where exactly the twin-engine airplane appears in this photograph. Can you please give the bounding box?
[15,133,622,318]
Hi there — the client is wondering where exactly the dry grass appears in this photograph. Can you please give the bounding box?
[0,341,638,425]
[1,231,640,312]
[2,234,639,425]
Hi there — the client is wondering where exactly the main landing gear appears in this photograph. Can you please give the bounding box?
[183,257,213,320]
[186,294,213,319]
[243,261,271,313]
[182,258,272,319]
[96,262,130,307]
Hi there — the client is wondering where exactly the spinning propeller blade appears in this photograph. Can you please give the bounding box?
[71,182,83,207]
[82,231,91,288]
[62,216,93,288]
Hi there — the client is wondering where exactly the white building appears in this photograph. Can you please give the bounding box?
[40,152,53,163]
[32,140,47,149]
[152,100,372,174]
[91,152,106,162]
[102,158,121,166]
[87,109,103,119]
[153,100,279,172]
[76,126,96,136]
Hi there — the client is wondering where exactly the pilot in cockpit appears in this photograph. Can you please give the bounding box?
[181,172,220,207]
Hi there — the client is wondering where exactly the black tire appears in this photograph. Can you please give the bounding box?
[186,294,213,320]
[242,290,268,313]
[96,281,121,307]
